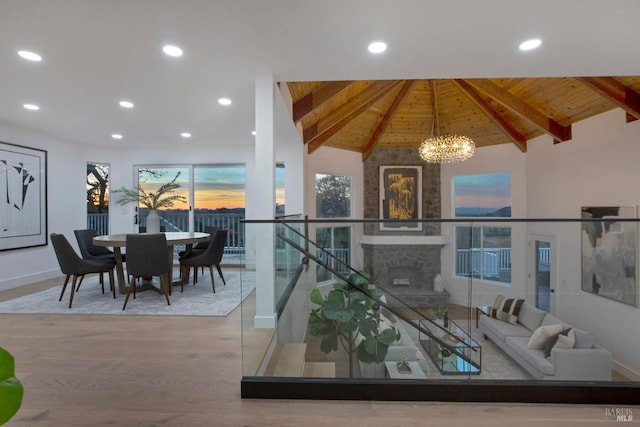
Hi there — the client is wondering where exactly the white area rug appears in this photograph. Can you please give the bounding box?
[0,270,255,317]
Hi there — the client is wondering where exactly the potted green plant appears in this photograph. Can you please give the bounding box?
[0,347,23,425]
[308,273,400,377]
[113,171,187,232]
[429,306,449,327]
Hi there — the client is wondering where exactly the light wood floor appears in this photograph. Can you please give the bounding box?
[0,278,635,426]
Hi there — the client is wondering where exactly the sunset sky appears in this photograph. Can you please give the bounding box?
[135,165,285,210]
[454,172,511,209]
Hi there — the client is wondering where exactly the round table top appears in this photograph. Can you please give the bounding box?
[93,231,210,247]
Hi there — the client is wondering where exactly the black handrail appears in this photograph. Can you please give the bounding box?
[275,257,308,320]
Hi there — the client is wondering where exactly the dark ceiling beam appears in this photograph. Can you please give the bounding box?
[305,80,401,154]
[576,77,640,122]
[464,79,572,143]
[292,81,354,123]
[453,79,528,152]
[362,80,416,162]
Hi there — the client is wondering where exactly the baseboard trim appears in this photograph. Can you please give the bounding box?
[613,360,640,382]
[0,269,60,292]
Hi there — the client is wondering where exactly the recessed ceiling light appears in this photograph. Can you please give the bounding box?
[162,45,183,57]
[119,100,134,108]
[18,50,42,62]
[111,134,123,140]
[251,131,257,136]
[218,98,232,106]
[23,103,40,111]
[181,132,192,138]
[519,38,542,51]
[368,41,387,54]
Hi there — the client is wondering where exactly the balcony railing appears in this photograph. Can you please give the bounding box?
[455,247,550,278]
[87,211,245,255]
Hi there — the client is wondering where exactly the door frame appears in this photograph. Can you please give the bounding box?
[528,233,558,315]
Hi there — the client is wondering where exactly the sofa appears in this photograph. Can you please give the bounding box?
[479,299,612,381]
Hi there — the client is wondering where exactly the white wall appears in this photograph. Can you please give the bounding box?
[525,109,640,379]
[0,114,303,290]
[0,121,115,289]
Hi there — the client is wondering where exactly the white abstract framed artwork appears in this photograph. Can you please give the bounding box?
[0,141,48,251]
[581,206,637,307]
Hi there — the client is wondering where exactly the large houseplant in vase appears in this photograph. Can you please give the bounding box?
[114,171,187,233]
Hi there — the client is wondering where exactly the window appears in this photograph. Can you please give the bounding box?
[86,162,110,234]
[455,226,512,284]
[316,226,351,282]
[315,173,352,218]
[315,173,353,280]
[137,167,189,232]
[276,163,285,216]
[134,165,246,258]
[453,172,511,284]
[454,172,511,217]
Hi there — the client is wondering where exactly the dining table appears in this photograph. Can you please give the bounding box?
[93,231,210,294]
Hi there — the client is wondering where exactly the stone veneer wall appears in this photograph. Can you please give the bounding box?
[362,147,447,307]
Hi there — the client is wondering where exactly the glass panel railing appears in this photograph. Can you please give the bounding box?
[241,218,639,399]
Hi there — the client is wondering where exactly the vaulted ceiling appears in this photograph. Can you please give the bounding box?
[285,76,640,161]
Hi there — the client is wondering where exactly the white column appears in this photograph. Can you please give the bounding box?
[253,74,276,328]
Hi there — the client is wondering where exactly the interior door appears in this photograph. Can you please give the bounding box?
[529,234,557,314]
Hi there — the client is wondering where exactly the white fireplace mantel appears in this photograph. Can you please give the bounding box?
[360,235,450,246]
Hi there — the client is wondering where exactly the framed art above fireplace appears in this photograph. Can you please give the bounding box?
[379,165,422,231]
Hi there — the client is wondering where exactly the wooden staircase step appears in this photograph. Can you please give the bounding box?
[264,343,307,377]
[303,362,336,378]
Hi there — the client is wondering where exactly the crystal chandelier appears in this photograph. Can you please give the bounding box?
[419,81,475,163]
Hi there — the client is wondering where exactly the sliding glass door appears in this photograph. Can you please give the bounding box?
[193,165,245,252]
[134,164,246,259]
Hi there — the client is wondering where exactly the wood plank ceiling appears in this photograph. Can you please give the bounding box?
[283,77,640,161]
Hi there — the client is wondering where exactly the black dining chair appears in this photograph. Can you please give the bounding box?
[123,233,171,310]
[74,228,122,291]
[50,233,116,308]
[179,225,220,283]
[179,229,227,293]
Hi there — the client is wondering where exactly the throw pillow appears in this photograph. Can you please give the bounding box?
[573,328,595,349]
[490,295,525,325]
[544,328,575,358]
[527,323,564,349]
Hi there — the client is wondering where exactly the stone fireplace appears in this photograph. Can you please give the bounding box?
[362,147,449,308]
[361,235,450,308]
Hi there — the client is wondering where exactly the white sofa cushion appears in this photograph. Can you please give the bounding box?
[517,303,547,332]
[507,336,556,376]
[479,315,531,343]
[527,323,564,349]
[573,328,595,349]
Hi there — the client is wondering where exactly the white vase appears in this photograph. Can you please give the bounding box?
[433,273,444,293]
[146,210,161,233]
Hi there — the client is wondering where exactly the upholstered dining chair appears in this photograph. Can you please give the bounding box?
[179,225,220,283]
[123,233,171,310]
[50,233,116,308]
[179,229,227,293]
[74,228,122,291]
